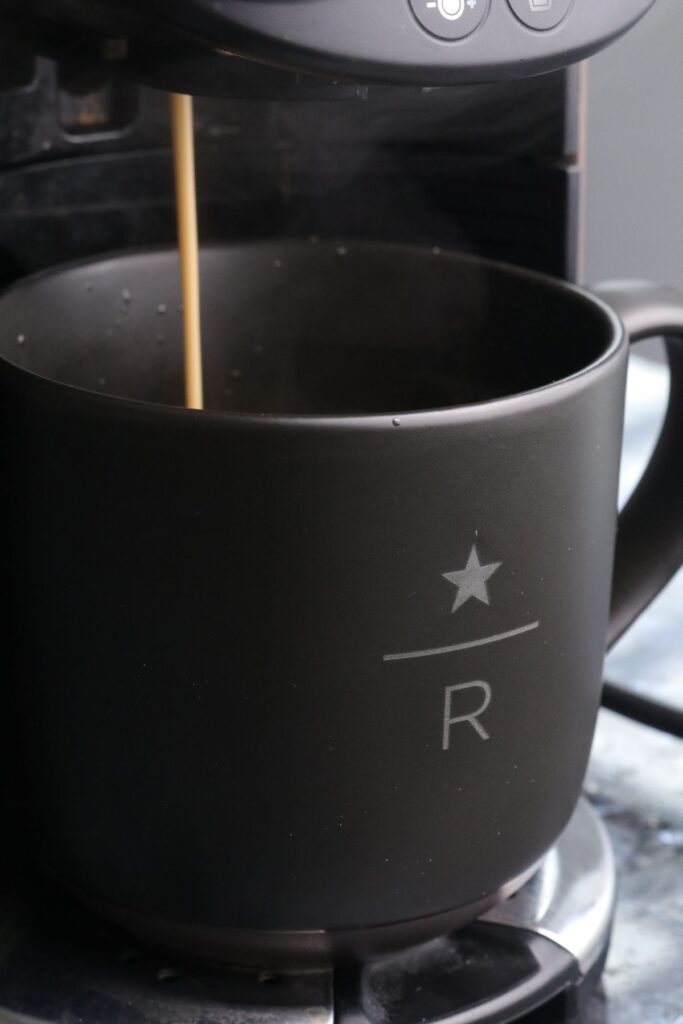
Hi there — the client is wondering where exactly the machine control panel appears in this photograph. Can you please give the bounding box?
[409,0,575,41]
[147,0,656,84]
[2,0,658,86]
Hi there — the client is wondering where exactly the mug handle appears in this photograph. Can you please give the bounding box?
[591,282,683,650]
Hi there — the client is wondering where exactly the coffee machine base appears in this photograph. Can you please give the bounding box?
[0,798,613,1024]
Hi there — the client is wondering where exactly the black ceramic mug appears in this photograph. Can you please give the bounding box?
[1,242,682,966]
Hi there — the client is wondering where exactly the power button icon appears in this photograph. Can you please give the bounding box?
[409,0,489,40]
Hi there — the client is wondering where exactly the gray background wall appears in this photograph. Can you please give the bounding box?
[588,0,682,698]
[584,0,683,287]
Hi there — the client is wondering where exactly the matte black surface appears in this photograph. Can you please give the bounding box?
[0,242,680,962]
[1,0,657,88]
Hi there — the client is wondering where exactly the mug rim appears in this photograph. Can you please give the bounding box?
[0,241,626,431]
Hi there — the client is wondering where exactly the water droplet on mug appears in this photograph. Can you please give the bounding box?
[122,288,132,304]
[16,334,25,345]
[432,246,442,256]
[392,417,401,427]
[157,303,167,315]
[157,966,183,982]
[337,246,348,257]
[258,971,281,986]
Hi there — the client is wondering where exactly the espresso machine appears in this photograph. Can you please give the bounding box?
[0,2,675,1023]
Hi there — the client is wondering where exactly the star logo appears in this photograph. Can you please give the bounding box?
[442,545,502,614]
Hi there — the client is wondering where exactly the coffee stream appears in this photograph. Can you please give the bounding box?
[169,93,204,410]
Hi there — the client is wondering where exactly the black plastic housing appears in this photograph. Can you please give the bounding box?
[1,0,656,90]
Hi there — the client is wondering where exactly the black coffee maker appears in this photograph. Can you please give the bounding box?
[0,1,657,290]
[0,2,669,1022]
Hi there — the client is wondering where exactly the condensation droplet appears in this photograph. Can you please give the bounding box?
[157,303,167,315]
[336,246,348,257]
[16,334,25,345]
[392,417,401,427]
[157,966,183,982]
[432,246,442,255]
[122,288,132,304]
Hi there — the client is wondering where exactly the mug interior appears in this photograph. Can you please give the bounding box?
[0,242,617,415]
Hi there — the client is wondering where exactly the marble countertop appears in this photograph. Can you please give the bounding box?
[581,353,683,1024]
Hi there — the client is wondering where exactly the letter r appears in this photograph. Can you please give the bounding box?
[443,681,492,749]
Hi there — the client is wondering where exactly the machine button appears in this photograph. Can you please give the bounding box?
[506,0,574,31]
[409,0,490,41]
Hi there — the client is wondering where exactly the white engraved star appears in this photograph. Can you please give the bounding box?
[442,545,502,614]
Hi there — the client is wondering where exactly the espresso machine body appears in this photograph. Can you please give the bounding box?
[0,0,657,300]
[2,2,681,1016]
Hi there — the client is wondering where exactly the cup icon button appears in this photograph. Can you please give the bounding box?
[409,0,489,39]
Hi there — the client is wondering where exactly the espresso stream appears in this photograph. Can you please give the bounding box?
[169,92,204,410]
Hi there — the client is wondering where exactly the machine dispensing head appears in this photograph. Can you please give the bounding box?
[1,0,657,92]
